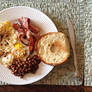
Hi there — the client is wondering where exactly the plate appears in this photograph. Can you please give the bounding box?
[0,6,58,85]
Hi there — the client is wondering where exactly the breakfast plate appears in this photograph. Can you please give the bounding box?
[0,6,58,85]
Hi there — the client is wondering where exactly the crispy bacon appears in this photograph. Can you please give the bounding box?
[12,23,21,30]
[12,17,40,53]
[29,24,40,33]
[18,17,30,30]
[18,33,30,46]
[29,36,34,53]
[12,23,25,33]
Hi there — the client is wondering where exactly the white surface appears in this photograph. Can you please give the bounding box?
[0,6,58,85]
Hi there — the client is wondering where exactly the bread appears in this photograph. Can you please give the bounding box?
[37,32,70,66]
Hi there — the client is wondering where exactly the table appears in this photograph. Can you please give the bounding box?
[0,85,92,92]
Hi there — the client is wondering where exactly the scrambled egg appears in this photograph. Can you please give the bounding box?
[0,21,30,67]
[1,53,14,67]
[0,21,11,35]
[14,43,23,50]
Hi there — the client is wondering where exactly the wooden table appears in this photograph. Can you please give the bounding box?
[0,85,92,92]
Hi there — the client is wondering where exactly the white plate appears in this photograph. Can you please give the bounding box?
[0,6,58,85]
